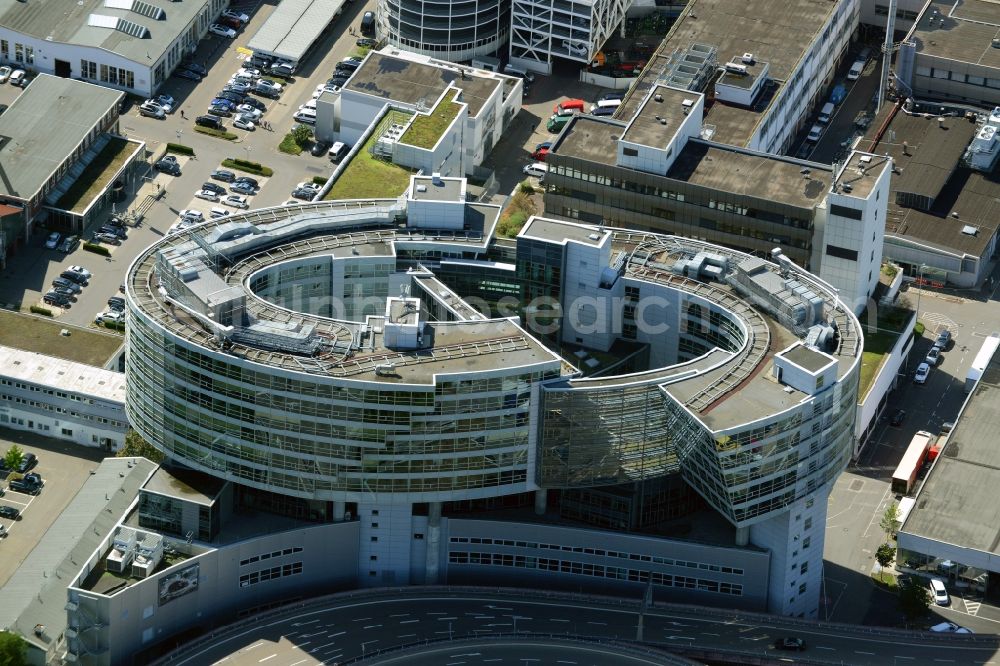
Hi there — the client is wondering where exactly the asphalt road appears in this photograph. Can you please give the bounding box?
[164,591,1000,666]
[363,638,681,665]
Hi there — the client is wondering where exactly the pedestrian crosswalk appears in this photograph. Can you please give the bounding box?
[964,598,982,616]
[920,312,957,331]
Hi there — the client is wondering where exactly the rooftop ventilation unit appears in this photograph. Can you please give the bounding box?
[432,172,442,184]
[724,63,748,75]
[375,363,397,376]
[859,155,872,164]
[588,232,600,240]
[961,225,978,236]
[842,182,853,192]
[416,184,427,192]
[654,94,663,102]
[681,98,694,108]
[741,52,755,64]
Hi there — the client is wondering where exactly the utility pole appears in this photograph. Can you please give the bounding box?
[877,0,897,114]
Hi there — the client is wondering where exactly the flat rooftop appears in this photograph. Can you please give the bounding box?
[0,344,125,403]
[865,106,1000,258]
[902,348,1000,556]
[667,140,832,210]
[617,0,837,146]
[716,59,769,91]
[0,0,204,65]
[622,85,695,147]
[0,75,123,201]
[411,176,464,201]
[911,0,1000,69]
[143,467,228,506]
[780,343,835,373]
[520,217,611,247]
[247,0,345,62]
[701,82,778,147]
[349,51,501,116]
[555,115,624,166]
[832,152,892,199]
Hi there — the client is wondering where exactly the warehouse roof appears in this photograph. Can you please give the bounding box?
[0,75,122,202]
[0,343,126,403]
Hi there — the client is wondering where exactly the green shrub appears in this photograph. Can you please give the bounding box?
[83,242,111,256]
[194,126,238,141]
[29,305,53,317]
[103,320,125,332]
[311,176,328,186]
[518,182,535,195]
[166,143,195,156]
[278,134,302,155]
[221,158,274,177]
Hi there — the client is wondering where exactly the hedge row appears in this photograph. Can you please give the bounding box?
[166,142,195,156]
[194,126,238,141]
[83,242,111,256]
[221,158,274,177]
[30,305,53,317]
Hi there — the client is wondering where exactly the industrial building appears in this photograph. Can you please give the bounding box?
[69,180,863,662]
[0,0,229,97]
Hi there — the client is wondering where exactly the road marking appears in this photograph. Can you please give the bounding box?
[352,617,372,622]
[330,631,345,637]
[934,660,954,663]
[446,662,466,665]
[257,655,275,663]
[398,633,416,638]
[310,641,338,652]
[894,657,913,660]
[556,662,578,665]
[856,651,875,655]
[390,613,409,617]
[815,646,835,651]
[700,632,720,636]
[437,616,457,621]
[294,620,318,627]
[288,660,307,666]
[362,624,381,629]
[550,618,570,623]
[665,635,695,640]
[587,621,606,625]
[427,611,448,615]
[399,619,419,624]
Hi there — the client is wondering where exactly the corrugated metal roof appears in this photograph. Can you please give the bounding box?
[247,0,346,62]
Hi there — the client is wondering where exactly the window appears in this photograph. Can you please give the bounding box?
[0,41,7,58]
[623,147,638,157]
[826,244,858,261]
[799,583,807,594]
[802,536,811,549]
[800,562,808,574]
[830,204,862,220]
[14,43,23,63]
[804,517,812,530]
[61,428,72,436]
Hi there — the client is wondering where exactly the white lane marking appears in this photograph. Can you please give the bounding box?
[257,655,275,663]
[362,624,381,629]
[700,632,720,637]
[390,613,410,617]
[352,617,372,622]
[815,646,835,651]
[550,618,570,623]
[437,616,458,621]
[399,619,419,624]
[893,657,913,661]
[856,651,875,655]
[330,631,346,637]
[398,633,416,639]
[587,621,607,626]
[288,660,307,666]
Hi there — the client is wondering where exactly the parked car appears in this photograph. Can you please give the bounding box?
[211,169,236,183]
[207,104,233,118]
[934,329,952,350]
[67,265,92,279]
[222,194,250,209]
[232,114,256,131]
[311,140,331,157]
[210,98,237,111]
[59,235,80,253]
[930,578,950,606]
[60,269,88,284]
[44,232,62,249]
[93,232,121,246]
[847,58,866,81]
[312,84,338,99]
[234,176,260,189]
[43,291,71,307]
[209,24,237,38]
[0,66,11,83]
[216,90,246,104]
[230,181,256,195]
[531,146,550,161]
[51,278,82,294]
[240,97,266,112]
[155,158,181,176]
[95,311,125,325]
[926,346,941,366]
[17,452,37,473]
[930,621,972,633]
[890,409,906,427]
[139,101,165,118]
[236,104,263,120]
[0,505,20,520]
[108,295,126,310]
[773,637,806,651]
[291,187,317,200]
[23,472,42,487]
[237,67,261,79]
[269,63,295,79]
[914,362,930,384]
[182,62,208,76]
[806,124,823,143]
[8,479,39,495]
[225,80,251,94]
[99,225,127,239]
[209,207,231,219]
[296,181,321,193]
[222,9,250,23]
[175,68,202,81]
[195,189,220,202]
[254,80,282,98]
[201,182,226,196]
[219,15,243,30]
[156,94,176,112]
[195,115,223,130]
[179,209,204,222]
[9,69,25,87]
[293,108,317,125]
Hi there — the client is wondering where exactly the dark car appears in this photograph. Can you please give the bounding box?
[210,98,237,110]
[0,505,20,520]
[94,233,122,245]
[51,277,82,294]
[230,181,256,195]
[890,409,906,427]
[52,285,77,299]
[182,61,209,76]
[773,637,805,651]
[235,176,260,189]
[310,140,331,157]
[356,37,378,48]
[291,187,318,200]
[174,68,202,81]
[60,270,88,285]
[202,182,226,195]
[195,115,223,130]
[108,296,126,310]
[155,158,181,176]
[99,225,127,239]
[43,291,71,307]
[207,105,233,118]
[23,472,42,487]
[211,169,236,182]
[17,453,37,473]
[269,63,294,79]
[330,76,350,88]
[219,15,242,30]
[8,479,39,495]
[215,91,245,104]
[240,97,266,112]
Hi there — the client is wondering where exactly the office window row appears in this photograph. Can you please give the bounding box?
[448,536,743,574]
[0,393,127,429]
[239,561,303,587]
[914,66,1000,89]
[240,546,303,567]
[448,551,744,595]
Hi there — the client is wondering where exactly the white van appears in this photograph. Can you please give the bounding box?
[522,162,548,179]
[847,59,865,81]
[589,99,621,114]
[806,124,823,143]
[329,141,349,163]
[503,63,536,83]
[817,102,835,124]
[293,108,317,124]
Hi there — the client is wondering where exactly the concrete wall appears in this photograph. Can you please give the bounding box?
[68,521,360,665]
[443,518,770,610]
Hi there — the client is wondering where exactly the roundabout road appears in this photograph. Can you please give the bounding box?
[158,588,1000,666]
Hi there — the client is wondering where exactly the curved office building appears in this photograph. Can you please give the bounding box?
[125,185,860,619]
[377,0,509,62]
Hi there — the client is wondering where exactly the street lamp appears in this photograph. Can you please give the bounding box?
[175,129,182,145]
[915,263,927,317]
[244,143,252,164]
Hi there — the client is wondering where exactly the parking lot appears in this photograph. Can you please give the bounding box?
[0,428,106,588]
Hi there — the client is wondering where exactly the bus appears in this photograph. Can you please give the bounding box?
[891,430,935,495]
[965,332,1000,393]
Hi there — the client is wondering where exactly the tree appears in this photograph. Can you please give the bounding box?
[0,631,28,666]
[3,445,23,473]
[880,502,901,540]
[291,124,312,148]
[899,577,931,620]
[116,430,165,464]
[875,543,896,582]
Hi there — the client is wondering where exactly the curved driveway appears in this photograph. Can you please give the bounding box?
[159,588,1000,666]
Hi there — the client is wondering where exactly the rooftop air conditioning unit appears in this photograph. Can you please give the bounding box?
[725,63,748,75]
[741,52,755,64]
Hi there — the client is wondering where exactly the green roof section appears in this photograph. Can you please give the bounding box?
[0,310,123,366]
[0,75,123,202]
[325,117,416,201]
[858,304,913,399]
[56,137,141,213]
[400,90,462,149]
